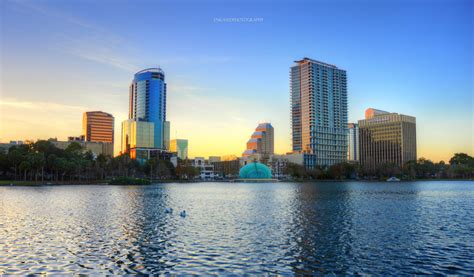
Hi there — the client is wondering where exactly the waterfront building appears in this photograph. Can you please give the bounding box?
[163,121,170,150]
[358,108,417,170]
[128,68,169,149]
[290,57,348,167]
[242,123,274,156]
[192,157,215,179]
[121,68,173,162]
[52,139,113,157]
[347,123,359,162]
[170,139,189,160]
[208,156,221,163]
[121,119,154,153]
[212,159,240,178]
[82,111,114,142]
[283,153,318,170]
[129,148,173,163]
[82,111,114,155]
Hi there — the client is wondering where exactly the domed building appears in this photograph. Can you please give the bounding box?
[239,162,272,179]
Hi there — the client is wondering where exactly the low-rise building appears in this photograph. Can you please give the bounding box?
[192,157,215,179]
[52,139,114,157]
[212,159,240,178]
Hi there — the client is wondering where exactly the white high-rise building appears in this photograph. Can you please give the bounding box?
[347,123,359,162]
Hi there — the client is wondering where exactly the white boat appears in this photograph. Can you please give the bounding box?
[387,177,401,182]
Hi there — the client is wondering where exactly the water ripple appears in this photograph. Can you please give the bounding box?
[0,181,473,274]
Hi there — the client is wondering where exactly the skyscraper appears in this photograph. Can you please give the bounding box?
[129,68,169,149]
[170,139,189,160]
[347,123,359,162]
[82,111,114,155]
[121,119,154,153]
[290,57,348,166]
[359,108,417,170]
[242,123,274,156]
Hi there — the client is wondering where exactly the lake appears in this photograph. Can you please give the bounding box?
[0,181,473,274]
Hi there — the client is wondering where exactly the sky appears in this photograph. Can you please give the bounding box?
[0,0,473,162]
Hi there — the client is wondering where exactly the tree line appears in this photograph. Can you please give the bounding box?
[0,139,472,182]
[284,153,474,180]
[0,140,198,182]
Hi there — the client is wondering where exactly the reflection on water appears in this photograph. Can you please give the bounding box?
[0,181,473,274]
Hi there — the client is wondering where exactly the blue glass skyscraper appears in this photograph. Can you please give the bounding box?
[129,68,168,149]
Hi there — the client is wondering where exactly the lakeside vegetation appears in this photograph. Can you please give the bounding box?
[285,153,474,181]
[0,140,472,184]
[0,140,190,183]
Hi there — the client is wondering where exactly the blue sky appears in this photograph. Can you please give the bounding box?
[1,0,472,161]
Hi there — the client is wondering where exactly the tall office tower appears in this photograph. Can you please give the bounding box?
[347,123,359,162]
[358,108,417,170]
[129,68,168,149]
[82,111,114,155]
[290,57,348,166]
[242,123,274,156]
[170,139,189,160]
[121,119,155,153]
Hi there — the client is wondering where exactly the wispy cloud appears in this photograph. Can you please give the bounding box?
[66,46,139,72]
[9,0,101,32]
[9,0,233,72]
[9,0,140,72]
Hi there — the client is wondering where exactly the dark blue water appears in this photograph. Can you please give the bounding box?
[1,181,473,274]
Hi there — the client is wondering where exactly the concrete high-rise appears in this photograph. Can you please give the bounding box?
[242,123,274,156]
[290,57,348,166]
[347,123,359,162]
[82,111,114,155]
[128,68,169,149]
[358,108,416,170]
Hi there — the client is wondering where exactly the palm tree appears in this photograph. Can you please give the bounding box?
[7,149,23,180]
[96,154,108,180]
[19,160,31,181]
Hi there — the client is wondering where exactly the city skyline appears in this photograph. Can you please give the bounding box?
[1,0,472,162]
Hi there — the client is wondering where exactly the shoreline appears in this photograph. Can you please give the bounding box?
[1,178,473,187]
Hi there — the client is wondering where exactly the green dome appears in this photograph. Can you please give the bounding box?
[239,162,272,179]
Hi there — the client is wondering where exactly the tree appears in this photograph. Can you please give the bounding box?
[403,160,417,179]
[96,154,108,180]
[29,152,45,182]
[449,153,474,166]
[284,163,307,179]
[19,160,31,181]
[48,154,59,181]
[7,149,24,180]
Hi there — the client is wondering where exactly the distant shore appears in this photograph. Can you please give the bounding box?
[1,178,473,186]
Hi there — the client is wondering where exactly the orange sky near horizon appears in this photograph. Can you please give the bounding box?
[1,97,472,163]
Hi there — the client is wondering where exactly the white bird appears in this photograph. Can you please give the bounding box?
[179,210,186,217]
[165,207,173,214]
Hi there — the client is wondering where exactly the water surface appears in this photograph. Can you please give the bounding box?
[1,181,473,274]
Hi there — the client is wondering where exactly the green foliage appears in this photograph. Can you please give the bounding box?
[175,159,199,179]
[284,153,474,180]
[449,153,474,167]
[108,176,151,185]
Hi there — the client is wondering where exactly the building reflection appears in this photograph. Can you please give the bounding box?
[285,182,356,274]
